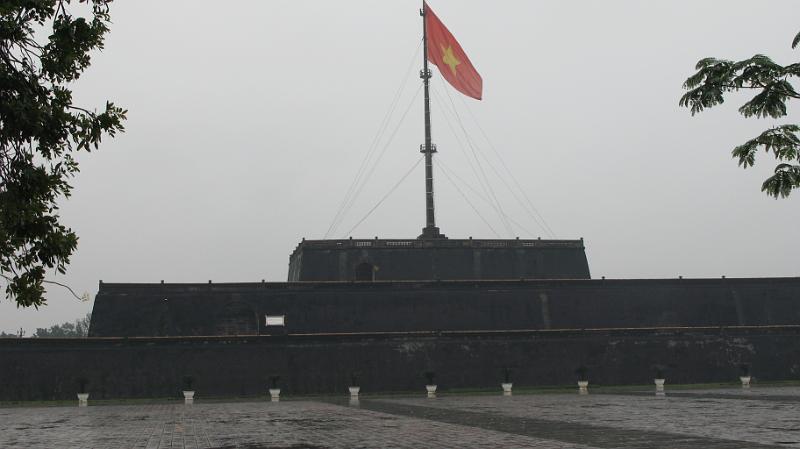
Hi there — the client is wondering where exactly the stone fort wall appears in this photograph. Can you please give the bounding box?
[1,327,799,401]
[288,238,591,281]
[89,277,800,337]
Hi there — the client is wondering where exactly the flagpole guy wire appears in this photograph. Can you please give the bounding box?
[434,74,557,239]
[324,40,423,238]
[343,156,424,237]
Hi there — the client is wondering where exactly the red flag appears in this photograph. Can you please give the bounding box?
[424,2,483,100]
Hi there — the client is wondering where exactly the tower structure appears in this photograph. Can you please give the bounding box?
[287,3,588,282]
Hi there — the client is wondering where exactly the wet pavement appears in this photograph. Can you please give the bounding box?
[1,386,799,448]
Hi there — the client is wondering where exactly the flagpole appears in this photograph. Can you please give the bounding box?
[419,1,443,239]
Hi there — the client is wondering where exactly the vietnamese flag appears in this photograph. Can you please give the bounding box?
[424,2,483,100]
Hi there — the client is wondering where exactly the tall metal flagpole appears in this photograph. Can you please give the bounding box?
[419,2,443,239]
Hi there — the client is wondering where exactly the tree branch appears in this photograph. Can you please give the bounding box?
[0,273,86,302]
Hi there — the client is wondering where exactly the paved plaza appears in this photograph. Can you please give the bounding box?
[2,386,800,448]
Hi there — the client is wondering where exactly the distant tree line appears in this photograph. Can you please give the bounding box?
[0,328,25,338]
[0,312,91,338]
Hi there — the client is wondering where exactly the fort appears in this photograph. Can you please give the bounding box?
[2,234,799,401]
[2,3,799,403]
[287,238,590,282]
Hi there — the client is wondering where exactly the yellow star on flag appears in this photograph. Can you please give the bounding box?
[441,44,461,76]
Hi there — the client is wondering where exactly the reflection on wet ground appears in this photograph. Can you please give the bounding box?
[2,386,799,448]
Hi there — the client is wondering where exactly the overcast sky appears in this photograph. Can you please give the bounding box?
[2,1,799,333]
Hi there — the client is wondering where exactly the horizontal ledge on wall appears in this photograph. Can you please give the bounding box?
[4,325,800,346]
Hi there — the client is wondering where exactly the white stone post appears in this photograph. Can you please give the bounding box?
[426,384,437,398]
[269,388,281,402]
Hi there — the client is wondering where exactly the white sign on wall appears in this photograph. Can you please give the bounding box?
[265,315,285,326]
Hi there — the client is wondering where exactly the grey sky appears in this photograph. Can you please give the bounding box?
[2,0,799,333]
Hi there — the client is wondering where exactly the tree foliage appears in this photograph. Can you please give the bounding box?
[0,1,125,308]
[32,311,90,337]
[0,328,24,337]
[680,30,800,198]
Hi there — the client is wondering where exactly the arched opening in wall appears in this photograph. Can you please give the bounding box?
[355,262,375,281]
[215,301,258,335]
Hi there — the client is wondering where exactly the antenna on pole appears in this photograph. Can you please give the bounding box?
[419,1,445,239]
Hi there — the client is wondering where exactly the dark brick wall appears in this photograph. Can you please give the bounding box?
[89,277,800,337]
[287,239,591,281]
[2,327,799,401]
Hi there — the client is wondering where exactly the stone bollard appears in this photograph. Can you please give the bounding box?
[267,375,281,402]
[738,364,751,389]
[424,371,437,398]
[654,378,665,392]
[349,372,361,399]
[575,367,589,394]
[269,388,281,402]
[76,378,89,407]
[181,376,195,404]
[426,384,437,398]
[501,368,513,396]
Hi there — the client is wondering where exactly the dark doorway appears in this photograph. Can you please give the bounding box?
[355,262,375,281]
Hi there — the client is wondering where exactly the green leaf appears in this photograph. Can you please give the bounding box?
[762,164,800,198]
[732,125,800,168]
[0,1,125,308]
[681,30,800,198]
